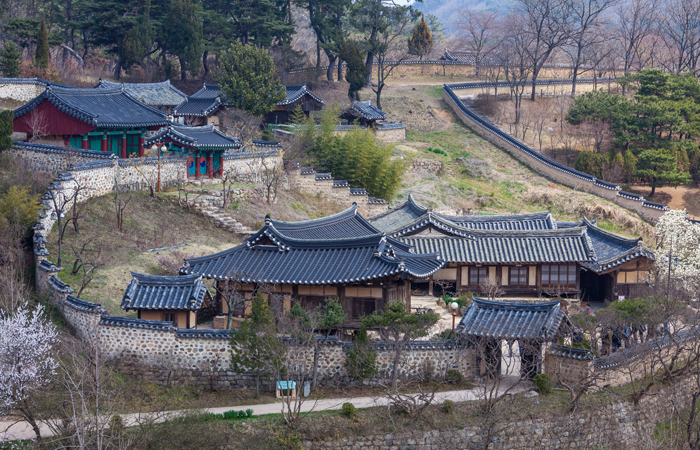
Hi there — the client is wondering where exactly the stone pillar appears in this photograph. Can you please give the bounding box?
[101,134,107,152]
[81,135,88,149]
[195,154,201,179]
[219,154,224,176]
[138,133,145,157]
[207,151,213,178]
[121,134,127,159]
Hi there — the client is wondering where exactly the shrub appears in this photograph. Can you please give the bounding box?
[341,402,356,418]
[345,326,378,380]
[245,408,253,418]
[441,400,453,413]
[445,369,462,385]
[533,373,553,395]
[427,147,447,156]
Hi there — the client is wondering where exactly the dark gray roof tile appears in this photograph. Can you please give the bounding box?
[145,124,240,149]
[95,79,186,107]
[121,272,207,311]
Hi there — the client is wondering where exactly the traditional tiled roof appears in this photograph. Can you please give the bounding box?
[548,344,594,360]
[145,124,241,149]
[580,217,654,273]
[457,297,565,340]
[435,211,556,231]
[390,212,479,239]
[100,315,176,331]
[439,50,503,65]
[368,194,430,234]
[121,272,208,311]
[341,100,386,121]
[176,328,234,339]
[95,79,187,108]
[191,83,224,99]
[278,84,324,106]
[14,86,169,128]
[172,96,222,117]
[0,77,73,88]
[268,204,381,240]
[65,295,106,314]
[181,215,443,284]
[13,141,117,159]
[403,227,594,264]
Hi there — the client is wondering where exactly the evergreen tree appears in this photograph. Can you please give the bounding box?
[119,0,152,72]
[35,16,50,69]
[0,42,20,78]
[634,149,691,197]
[229,0,296,48]
[216,41,285,117]
[161,0,203,80]
[407,13,433,61]
[339,41,368,100]
[229,292,283,398]
[0,110,13,153]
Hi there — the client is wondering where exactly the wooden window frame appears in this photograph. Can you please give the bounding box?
[468,266,488,286]
[509,266,529,286]
[541,264,577,288]
[350,298,376,320]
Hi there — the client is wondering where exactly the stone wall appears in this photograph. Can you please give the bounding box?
[303,377,694,449]
[0,79,47,101]
[410,159,443,175]
[288,167,389,217]
[442,81,669,223]
[375,126,406,143]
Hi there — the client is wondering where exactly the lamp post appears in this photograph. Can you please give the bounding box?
[450,301,459,339]
[151,141,168,193]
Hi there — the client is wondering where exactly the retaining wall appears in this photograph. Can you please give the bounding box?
[442,79,669,223]
[0,78,49,101]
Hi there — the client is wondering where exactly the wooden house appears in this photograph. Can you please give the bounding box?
[94,79,187,114]
[368,195,654,304]
[121,272,210,329]
[13,86,169,157]
[265,84,324,125]
[339,100,387,127]
[145,123,241,179]
[180,204,444,333]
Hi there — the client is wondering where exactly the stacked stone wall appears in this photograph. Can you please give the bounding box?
[0,80,47,101]
[303,376,694,449]
[442,82,669,223]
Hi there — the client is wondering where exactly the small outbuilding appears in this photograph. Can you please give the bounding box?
[339,100,387,127]
[121,272,210,329]
[265,84,324,125]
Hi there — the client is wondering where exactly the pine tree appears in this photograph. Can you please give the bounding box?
[35,16,50,69]
[339,41,369,101]
[407,14,433,61]
[0,42,20,78]
[0,110,13,153]
[161,0,203,80]
[216,41,285,117]
[634,149,691,197]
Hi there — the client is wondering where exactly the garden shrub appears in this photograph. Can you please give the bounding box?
[341,402,356,418]
[533,373,553,395]
[442,400,454,413]
[445,369,462,384]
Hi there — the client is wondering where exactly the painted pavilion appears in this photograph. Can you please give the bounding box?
[13,86,169,157]
[145,123,241,179]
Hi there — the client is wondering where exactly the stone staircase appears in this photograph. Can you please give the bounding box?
[193,204,255,236]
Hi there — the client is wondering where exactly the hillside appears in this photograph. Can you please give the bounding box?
[411,0,513,33]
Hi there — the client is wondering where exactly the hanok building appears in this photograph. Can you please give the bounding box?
[265,84,325,125]
[145,123,241,179]
[180,204,444,333]
[13,86,169,157]
[368,195,654,304]
[94,79,187,114]
[121,272,210,329]
[340,100,387,127]
[457,297,568,378]
[438,50,503,66]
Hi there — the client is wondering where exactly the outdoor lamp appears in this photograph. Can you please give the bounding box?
[151,144,159,152]
[50,211,56,220]
[59,210,65,218]
[160,145,167,153]
[450,302,459,311]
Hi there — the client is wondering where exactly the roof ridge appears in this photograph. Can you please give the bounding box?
[582,216,642,246]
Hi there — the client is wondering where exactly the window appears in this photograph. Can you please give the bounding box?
[542,265,577,286]
[126,133,139,156]
[469,267,488,286]
[163,313,177,326]
[509,267,528,286]
[69,136,82,148]
[351,298,376,319]
[300,296,324,310]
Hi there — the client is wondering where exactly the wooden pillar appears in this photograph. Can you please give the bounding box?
[428,275,434,296]
[101,134,107,152]
[194,153,200,179]
[120,133,127,159]
[81,135,88,149]
[207,151,213,178]
[63,136,69,147]
[219,154,224,176]
[138,133,145,157]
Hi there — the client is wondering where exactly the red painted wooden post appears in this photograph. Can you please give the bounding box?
[207,152,213,178]
[219,154,224,176]
[121,134,127,159]
[63,136,69,147]
[81,135,88,149]
[101,134,107,152]
[138,133,145,157]
[195,154,201,179]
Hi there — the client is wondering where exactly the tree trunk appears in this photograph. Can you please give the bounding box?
[312,341,320,389]
[650,184,656,197]
[391,343,403,389]
[375,83,383,110]
[255,371,260,398]
[202,50,209,80]
[180,57,187,81]
[326,54,336,81]
[337,57,343,81]
[113,55,123,79]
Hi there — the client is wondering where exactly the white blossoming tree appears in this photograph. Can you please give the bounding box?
[0,303,58,441]
[654,210,700,299]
